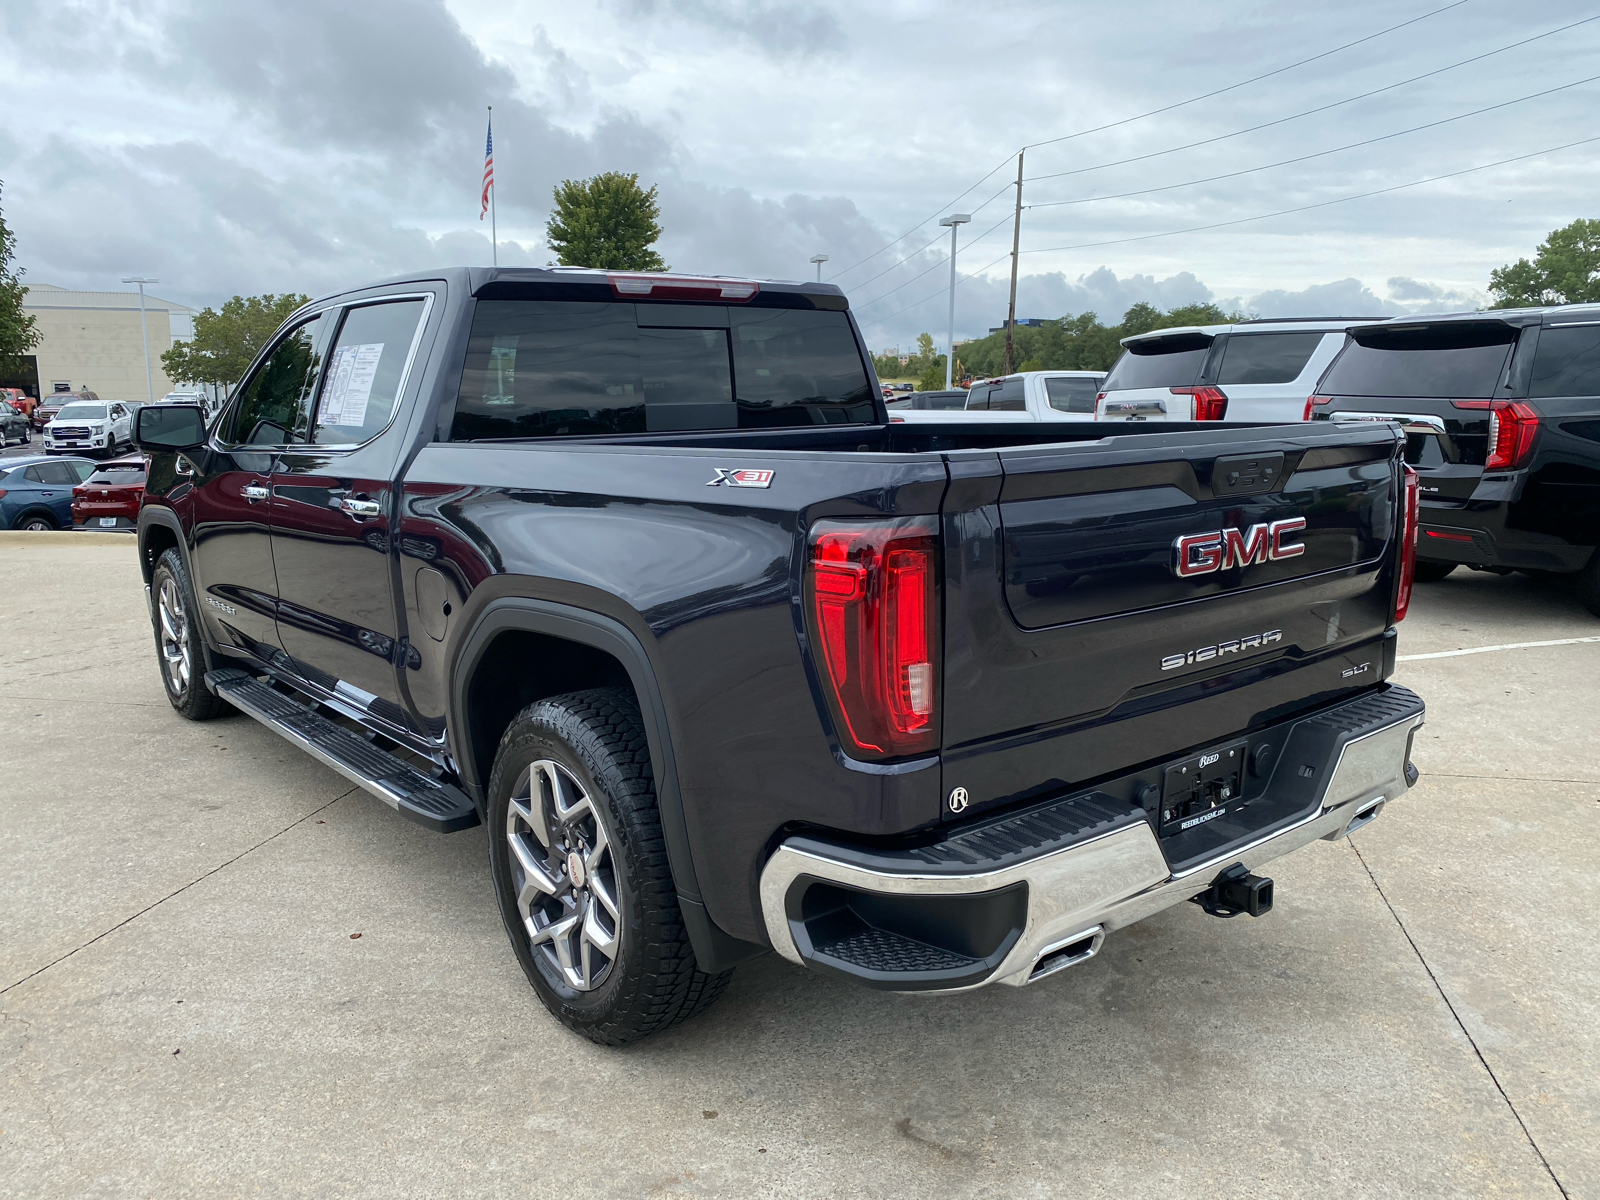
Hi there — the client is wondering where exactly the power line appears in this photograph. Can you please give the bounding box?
[1024,73,1600,212]
[1022,0,1471,151]
[856,132,1600,333]
[850,212,1014,311]
[1019,133,1600,258]
[842,178,1018,293]
[828,0,1471,282]
[1023,13,1600,186]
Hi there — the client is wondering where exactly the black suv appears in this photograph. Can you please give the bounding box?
[1311,306,1600,613]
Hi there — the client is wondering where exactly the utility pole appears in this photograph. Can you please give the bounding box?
[810,253,829,282]
[1003,149,1024,377]
[939,213,971,389]
[121,276,158,404]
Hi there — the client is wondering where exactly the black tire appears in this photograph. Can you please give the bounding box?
[150,547,229,720]
[487,687,732,1045]
[1576,548,1600,618]
[14,510,56,532]
[1413,561,1457,583]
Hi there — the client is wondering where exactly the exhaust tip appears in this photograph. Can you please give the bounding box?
[1027,927,1104,983]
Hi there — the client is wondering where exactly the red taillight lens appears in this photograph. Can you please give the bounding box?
[1395,464,1420,623]
[1487,402,1538,470]
[1172,385,1228,420]
[1451,400,1539,470]
[806,517,939,758]
[0,489,8,499]
[72,486,85,496]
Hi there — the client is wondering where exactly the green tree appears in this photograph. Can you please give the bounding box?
[160,293,310,388]
[546,172,668,271]
[0,182,40,378]
[1489,218,1600,307]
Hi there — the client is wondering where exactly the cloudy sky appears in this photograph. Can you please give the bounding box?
[3,0,1598,351]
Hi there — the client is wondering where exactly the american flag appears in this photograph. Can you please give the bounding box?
[480,117,494,219]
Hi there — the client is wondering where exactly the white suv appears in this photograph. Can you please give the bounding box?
[43,400,134,457]
[1096,319,1374,424]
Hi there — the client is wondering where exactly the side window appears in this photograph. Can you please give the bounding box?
[1044,377,1098,413]
[989,378,1025,411]
[1530,324,1600,397]
[70,460,97,482]
[311,299,427,444]
[29,461,78,485]
[23,465,47,484]
[1215,332,1326,386]
[227,314,325,446]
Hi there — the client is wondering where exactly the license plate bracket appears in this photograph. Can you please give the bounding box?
[1159,739,1247,837]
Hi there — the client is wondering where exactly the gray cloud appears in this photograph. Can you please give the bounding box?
[611,0,846,56]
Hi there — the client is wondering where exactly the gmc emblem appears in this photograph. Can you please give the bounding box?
[1173,517,1307,578]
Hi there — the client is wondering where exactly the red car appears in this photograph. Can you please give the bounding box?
[71,455,146,530]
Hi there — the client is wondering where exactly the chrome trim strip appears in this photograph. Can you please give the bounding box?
[759,711,1422,992]
[1328,411,1447,436]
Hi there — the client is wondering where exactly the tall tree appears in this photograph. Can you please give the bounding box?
[546,172,668,271]
[160,293,310,388]
[1489,218,1600,307]
[0,182,41,377]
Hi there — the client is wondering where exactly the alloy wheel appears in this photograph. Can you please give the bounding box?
[157,576,192,695]
[505,758,622,992]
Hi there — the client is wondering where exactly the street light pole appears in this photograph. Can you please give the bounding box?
[121,276,158,405]
[938,214,970,390]
[809,253,829,282]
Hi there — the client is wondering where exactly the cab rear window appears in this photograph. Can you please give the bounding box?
[1320,322,1517,398]
[452,301,876,439]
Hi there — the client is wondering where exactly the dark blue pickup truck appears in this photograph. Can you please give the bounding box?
[133,268,1425,1043]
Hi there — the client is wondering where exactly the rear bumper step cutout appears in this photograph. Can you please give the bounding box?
[204,668,479,833]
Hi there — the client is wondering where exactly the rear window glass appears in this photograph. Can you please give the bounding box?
[1530,323,1600,397]
[1044,376,1098,413]
[1321,323,1517,398]
[1215,332,1326,385]
[452,301,875,439]
[86,468,146,484]
[987,378,1025,411]
[1102,337,1210,391]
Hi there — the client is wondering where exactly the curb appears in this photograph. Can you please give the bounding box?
[0,530,136,547]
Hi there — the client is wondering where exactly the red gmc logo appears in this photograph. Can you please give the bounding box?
[1173,517,1307,578]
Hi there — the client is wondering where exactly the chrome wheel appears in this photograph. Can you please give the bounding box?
[157,576,192,695]
[505,759,621,992]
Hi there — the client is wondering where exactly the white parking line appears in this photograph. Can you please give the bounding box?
[1397,635,1600,662]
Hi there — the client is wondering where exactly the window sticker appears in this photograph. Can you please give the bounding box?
[321,342,385,427]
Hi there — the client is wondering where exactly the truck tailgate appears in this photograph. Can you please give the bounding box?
[940,421,1404,819]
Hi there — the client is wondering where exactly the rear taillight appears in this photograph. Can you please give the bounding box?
[1450,400,1539,470]
[72,486,85,497]
[1394,465,1420,623]
[806,517,939,758]
[1172,385,1228,420]
[0,489,7,499]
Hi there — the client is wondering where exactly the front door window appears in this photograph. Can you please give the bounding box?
[227,314,326,446]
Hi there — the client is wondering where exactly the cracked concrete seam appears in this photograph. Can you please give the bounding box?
[1348,838,1572,1200]
[0,788,358,998]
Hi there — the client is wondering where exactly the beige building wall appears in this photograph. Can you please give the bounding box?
[22,284,195,403]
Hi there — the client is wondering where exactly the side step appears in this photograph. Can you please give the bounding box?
[205,668,479,833]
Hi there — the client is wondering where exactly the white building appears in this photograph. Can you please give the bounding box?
[7,284,196,403]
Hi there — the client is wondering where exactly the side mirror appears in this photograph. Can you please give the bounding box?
[135,403,207,452]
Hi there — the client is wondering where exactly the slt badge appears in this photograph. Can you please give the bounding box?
[1173,517,1307,578]
[707,468,774,489]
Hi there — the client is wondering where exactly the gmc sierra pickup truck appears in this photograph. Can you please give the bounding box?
[134,267,1425,1044]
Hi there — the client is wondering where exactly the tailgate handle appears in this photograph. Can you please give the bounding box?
[1328,411,1446,436]
[1211,452,1285,498]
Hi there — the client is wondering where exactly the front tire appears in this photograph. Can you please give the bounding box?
[150,548,228,720]
[487,688,731,1045]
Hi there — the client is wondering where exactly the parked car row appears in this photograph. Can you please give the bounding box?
[0,453,147,531]
[883,305,1600,613]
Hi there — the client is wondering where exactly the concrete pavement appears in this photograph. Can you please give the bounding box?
[1,538,1595,1198]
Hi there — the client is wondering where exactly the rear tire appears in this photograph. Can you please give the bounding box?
[14,511,56,532]
[486,687,732,1045]
[1412,561,1457,583]
[150,548,228,720]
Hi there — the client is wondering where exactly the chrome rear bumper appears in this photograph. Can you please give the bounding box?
[760,701,1423,992]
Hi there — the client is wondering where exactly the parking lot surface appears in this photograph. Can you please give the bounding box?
[1,535,1595,1198]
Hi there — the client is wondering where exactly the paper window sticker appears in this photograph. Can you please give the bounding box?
[321,345,356,425]
[337,343,384,427]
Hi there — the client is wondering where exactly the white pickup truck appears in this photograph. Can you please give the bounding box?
[887,370,1104,423]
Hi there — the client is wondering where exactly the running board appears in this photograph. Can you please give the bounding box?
[205,668,479,833]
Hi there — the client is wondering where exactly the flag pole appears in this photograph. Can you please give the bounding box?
[488,106,497,266]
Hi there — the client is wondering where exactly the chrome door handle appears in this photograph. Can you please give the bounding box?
[243,483,269,503]
[340,496,382,518]
[175,456,195,477]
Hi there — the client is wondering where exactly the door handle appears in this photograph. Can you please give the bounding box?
[243,482,270,503]
[340,495,382,519]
